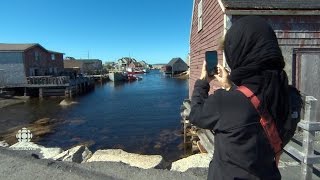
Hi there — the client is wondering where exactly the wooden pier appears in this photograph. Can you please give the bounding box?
[3,76,95,98]
[84,74,109,82]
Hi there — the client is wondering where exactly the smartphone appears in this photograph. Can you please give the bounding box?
[205,51,218,76]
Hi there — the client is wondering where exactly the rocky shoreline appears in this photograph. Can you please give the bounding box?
[0,140,315,180]
[0,140,211,172]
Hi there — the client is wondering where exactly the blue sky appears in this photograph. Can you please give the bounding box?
[0,0,193,64]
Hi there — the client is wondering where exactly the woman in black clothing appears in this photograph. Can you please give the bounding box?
[189,16,289,180]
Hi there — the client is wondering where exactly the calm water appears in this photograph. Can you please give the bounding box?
[0,70,189,161]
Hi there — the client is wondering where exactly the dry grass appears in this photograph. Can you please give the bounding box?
[0,118,58,145]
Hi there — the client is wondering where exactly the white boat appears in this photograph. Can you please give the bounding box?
[108,72,126,82]
[143,69,150,73]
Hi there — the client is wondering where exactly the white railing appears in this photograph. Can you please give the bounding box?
[284,96,320,180]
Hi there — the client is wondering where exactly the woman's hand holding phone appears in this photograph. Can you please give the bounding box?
[200,61,214,82]
[214,64,233,90]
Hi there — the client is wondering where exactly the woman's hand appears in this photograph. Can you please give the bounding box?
[214,64,233,90]
[200,61,214,82]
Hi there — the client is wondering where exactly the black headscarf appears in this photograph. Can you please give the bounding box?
[224,16,289,132]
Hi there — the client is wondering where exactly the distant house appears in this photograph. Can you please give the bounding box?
[139,61,149,68]
[189,0,320,98]
[167,58,188,75]
[64,59,103,74]
[0,43,64,86]
[104,62,117,70]
[152,64,166,70]
[128,61,143,69]
[117,57,137,70]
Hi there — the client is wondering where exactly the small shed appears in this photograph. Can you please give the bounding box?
[167,58,188,75]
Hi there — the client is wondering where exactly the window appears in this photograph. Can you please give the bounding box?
[35,52,40,61]
[198,0,203,32]
[51,54,55,60]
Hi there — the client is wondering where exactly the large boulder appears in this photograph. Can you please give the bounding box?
[53,145,92,163]
[9,142,62,159]
[59,99,78,106]
[171,153,212,172]
[86,149,163,169]
[0,141,9,147]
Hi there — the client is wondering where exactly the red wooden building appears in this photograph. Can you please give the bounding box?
[189,0,320,102]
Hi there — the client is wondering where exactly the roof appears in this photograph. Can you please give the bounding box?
[64,60,83,68]
[76,59,102,62]
[48,50,64,54]
[118,57,137,64]
[131,62,142,66]
[168,58,186,66]
[221,0,320,10]
[0,43,38,51]
[0,43,64,54]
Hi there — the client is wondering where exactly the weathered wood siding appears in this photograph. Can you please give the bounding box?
[0,52,27,86]
[189,0,224,97]
[172,60,188,73]
[232,15,320,84]
[24,45,64,77]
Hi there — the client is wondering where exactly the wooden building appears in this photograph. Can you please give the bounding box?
[189,0,320,102]
[117,57,138,70]
[0,43,64,87]
[64,59,103,75]
[167,57,189,75]
[128,61,143,69]
[187,0,320,170]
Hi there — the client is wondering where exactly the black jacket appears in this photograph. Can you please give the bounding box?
[190,80,281,180]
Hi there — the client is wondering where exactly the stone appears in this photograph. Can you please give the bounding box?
[86,149,163,169]
[59,99,78,106]
[9,142,62,159]
[0,141,9,147]
[53,145,92,163]
[171,153,212,172]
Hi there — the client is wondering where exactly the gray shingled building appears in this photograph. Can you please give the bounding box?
[0,43,64,87]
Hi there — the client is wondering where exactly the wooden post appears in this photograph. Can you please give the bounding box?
[301,96,318,180]
[65,88,69,98]
[39,88,43,98]
[24,87,27,97]
[75,80,78,95]
[69,87,73,98]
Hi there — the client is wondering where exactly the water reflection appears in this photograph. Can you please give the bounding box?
[0,70,188,161]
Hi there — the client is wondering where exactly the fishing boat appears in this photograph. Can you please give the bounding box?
[126,72,143,81]
[126,68,144,74]
[143,69,150,73]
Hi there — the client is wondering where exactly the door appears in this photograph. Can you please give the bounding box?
[293,49,320,121]
[34,69,39,76]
